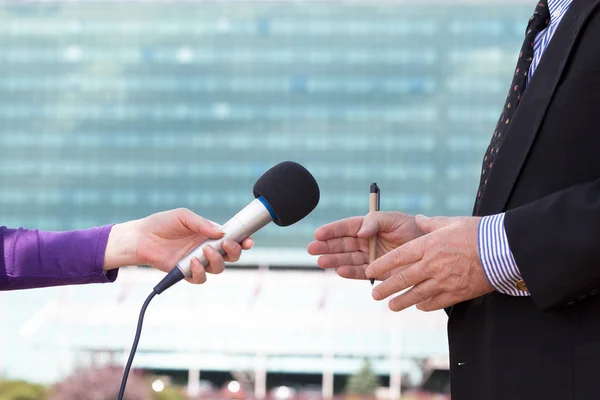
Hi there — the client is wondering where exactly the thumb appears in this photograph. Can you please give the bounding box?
[356,212,379,238]
[415,214,451,234]
[178,209,224,239]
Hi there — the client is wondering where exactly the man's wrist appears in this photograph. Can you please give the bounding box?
[478,214,530,296]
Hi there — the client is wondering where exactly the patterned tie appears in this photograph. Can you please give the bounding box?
[474,0,551,213]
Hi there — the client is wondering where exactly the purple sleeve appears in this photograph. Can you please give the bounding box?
[0,224,118,290]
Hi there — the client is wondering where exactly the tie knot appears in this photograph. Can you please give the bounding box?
[531,0,551,30]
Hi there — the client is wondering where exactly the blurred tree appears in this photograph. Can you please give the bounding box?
[345,359,380,396]
[0,380,46,400]
[153,385,187,400]
[51,365,149,400]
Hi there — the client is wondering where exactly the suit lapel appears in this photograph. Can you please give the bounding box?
[475,0,600,216]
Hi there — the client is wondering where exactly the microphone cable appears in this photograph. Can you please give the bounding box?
[116,291,155,400]
[117,269,184,400]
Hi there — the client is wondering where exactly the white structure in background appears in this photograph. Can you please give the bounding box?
[6,248,449,399]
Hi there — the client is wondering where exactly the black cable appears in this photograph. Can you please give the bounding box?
[117,268,184,399]
[117,290,156,400]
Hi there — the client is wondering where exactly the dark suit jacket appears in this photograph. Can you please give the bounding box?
[449,1,600,399]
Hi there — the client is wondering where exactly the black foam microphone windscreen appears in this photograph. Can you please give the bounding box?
[253,161,320,227]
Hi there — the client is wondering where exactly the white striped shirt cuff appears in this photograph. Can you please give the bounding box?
[478,213,531,296]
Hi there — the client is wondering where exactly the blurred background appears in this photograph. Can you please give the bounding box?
[0,0,534,399]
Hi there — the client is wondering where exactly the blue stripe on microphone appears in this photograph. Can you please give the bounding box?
[257,196,277,221]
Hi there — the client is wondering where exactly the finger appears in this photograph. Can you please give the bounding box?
[307,237,363,256]
[307,241,323,255]
[186,257,208,284]
[178,209,224,239]
[416,293,452,312]
[307,241,328,255]
[335,264,392,281]
[317,252,368,269]
[371,262,423,300]
[314,217,364,241]
[366,239,425,279]
[414,215,452,234]
[356,211,413,239]
[336,265,369,280]
[241,238,254,250]
[204,223,253,250]
[202,245,225,275]
[221,240,242,263]
[387,279,442,312]
[209,221,223,229]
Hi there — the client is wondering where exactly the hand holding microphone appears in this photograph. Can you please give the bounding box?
[118,161,320,400]
[153,161,320,294]
[103,209,254,284]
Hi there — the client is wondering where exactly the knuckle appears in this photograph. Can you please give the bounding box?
[352,252,365,266]
[208,248,220,261]
[176,207,192,216]
[194,270,207,284]
[342,237,353,252]
[438,264,452,281]
[209,258,222,270]
[392,248,404,266]
[422,234,437,251]
[394,271,408,288]
[427,259,443,279]
[432,298,444,310]
[411,286,426,302]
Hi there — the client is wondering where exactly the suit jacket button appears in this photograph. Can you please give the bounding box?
[590,289,599,296]
[515,280,528,291]
[578,294,588,301]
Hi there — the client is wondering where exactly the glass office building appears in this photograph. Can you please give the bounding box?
[0,1,533,247]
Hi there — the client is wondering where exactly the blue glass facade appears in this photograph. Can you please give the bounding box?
[0,2,532,247]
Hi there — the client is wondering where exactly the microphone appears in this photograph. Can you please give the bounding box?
[117,161,319,400]
[153,161,320,294]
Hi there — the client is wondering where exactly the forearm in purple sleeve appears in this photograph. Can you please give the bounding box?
[0,224,118,290]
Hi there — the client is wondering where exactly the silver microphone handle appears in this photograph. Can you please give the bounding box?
[175,199,273,278]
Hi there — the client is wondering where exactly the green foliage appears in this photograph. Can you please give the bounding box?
[152,385,187,400]
[0,380,46,400]
[345,359,380,396]
[0,371,188,400]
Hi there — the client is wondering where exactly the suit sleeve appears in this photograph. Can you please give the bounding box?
[0,225,118,290]
[504,177,600,310]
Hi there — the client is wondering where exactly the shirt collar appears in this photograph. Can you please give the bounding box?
[548,0,573,22]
